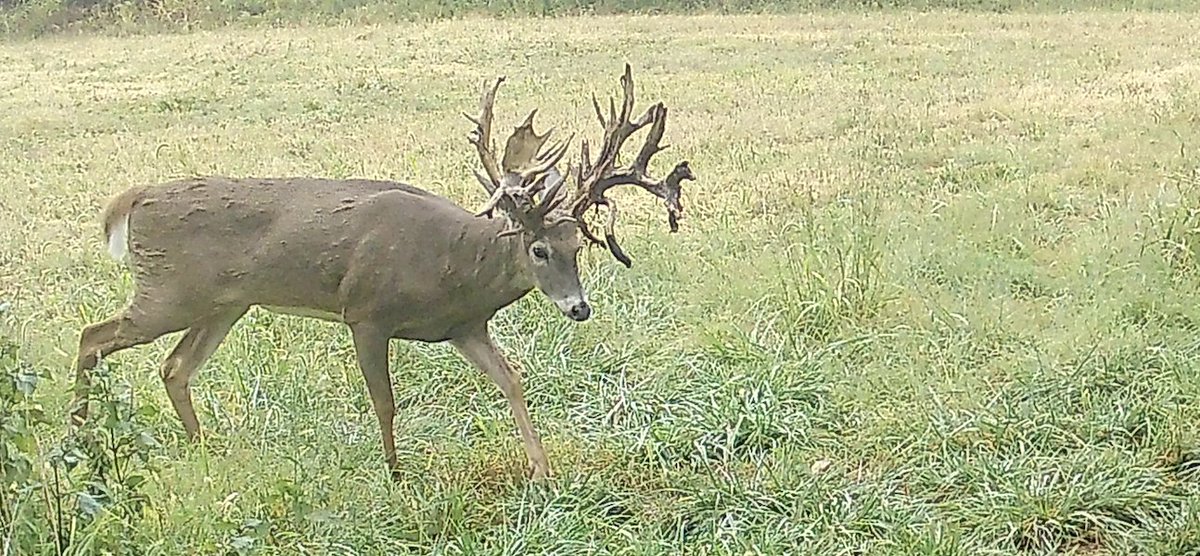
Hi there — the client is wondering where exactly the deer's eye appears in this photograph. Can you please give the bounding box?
[532,246,549,260]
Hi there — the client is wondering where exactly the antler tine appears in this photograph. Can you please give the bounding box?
[579,139,593,177]
[632,103,668,174]
[576,63,657,197]
[589,102,696,227]
[618,62,636,125]
[591,94,606,129]
[465,76,505,193]
[592,105,688,191]
[471,169,495,192]
[519,108,538,128]
[497,222,524,238]
[546,214,578,227]
[520,134,573,181]
[532,163,575,220]
[536,165,565,207]
[474,183,509,217]
[601,198,632,268]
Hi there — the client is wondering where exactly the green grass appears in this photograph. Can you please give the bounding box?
[3,10,1200,555]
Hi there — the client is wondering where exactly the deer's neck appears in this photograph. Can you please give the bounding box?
[458,217,535,313]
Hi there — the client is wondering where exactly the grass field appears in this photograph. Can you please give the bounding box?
[3,9,1200,555]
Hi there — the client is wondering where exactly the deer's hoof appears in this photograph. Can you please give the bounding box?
[68,404,88,427]
[530,459,552,482]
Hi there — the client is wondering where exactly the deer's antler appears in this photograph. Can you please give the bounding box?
[567,64,696,267]
[465,76,505,195]
[466,66,695,247]
[466,78,573,232]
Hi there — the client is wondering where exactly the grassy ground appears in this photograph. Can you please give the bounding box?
[2,10,1200,555]
[2,0,1196,40]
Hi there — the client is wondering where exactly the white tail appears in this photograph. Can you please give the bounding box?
[106,214,129,261]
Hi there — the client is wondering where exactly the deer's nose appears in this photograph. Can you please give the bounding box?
[568,301,591,322]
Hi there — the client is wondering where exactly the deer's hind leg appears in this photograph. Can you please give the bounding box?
[72,315,179,425]
[71,293,214,426]
[158,307,247,441]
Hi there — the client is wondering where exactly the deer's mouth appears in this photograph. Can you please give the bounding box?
[552,296,591,322]
[566,300,591,322]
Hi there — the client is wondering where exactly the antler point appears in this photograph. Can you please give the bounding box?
[520,108,538,128]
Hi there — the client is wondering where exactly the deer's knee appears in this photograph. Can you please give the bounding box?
[76,321,117,370]
[159,356,190,387]
[492,368,524,399]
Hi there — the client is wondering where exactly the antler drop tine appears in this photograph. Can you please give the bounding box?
[578,217,605,246]
[602,199,631,268]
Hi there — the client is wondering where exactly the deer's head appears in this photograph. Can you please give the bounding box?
[465,65,697,323]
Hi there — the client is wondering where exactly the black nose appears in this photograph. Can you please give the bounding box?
[568,301,591,321]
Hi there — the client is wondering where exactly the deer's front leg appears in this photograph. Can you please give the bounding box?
[350,323,399,481]
[451,325,551,480]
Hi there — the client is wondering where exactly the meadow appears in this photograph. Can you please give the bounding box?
[2,7,1200,555]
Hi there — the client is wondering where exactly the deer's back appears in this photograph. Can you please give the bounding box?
[120,176,481,321]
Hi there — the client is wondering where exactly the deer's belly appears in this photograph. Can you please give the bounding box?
[260,304,344,322]
[257,304,465,342]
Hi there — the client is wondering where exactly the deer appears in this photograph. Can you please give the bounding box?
[69,64,696,480]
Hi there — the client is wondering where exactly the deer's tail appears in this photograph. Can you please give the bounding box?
[100,186,146,262]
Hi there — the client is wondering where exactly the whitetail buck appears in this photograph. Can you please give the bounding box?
[70,64,695,480]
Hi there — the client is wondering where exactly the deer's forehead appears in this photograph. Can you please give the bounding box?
[539,222,580,244]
